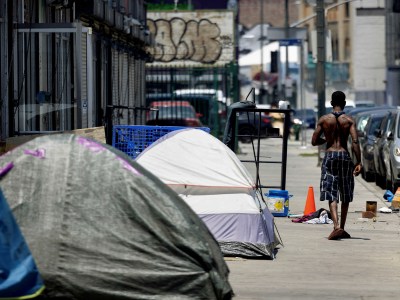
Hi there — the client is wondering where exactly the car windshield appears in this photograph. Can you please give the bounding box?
[368,116,384,135]
[356,101,375,108]
[357,115,370,132]
[149,106,196,119]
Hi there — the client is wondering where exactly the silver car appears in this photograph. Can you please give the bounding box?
[382,108,400,192]
[373,111,397,188]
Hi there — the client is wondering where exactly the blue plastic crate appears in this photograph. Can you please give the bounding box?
[112,125,210,159]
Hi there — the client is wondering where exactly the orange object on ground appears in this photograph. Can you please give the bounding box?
[392,188,400,209]
[304,186,316,215]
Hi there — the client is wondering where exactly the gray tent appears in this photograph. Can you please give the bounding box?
[0,134,233,299]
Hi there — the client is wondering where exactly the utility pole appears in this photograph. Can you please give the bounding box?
[7,0,14,137]
[316,0,326,119]
[316,0,326,165]
[285,0,289,81]
[259,0,264,104]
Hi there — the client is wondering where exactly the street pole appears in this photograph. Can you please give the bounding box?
[7,0,14,137]
[300,41,307,148]
[285,0,289,87]
[316,0,326,119]
[259,0,264,104]
[316,0,326,164]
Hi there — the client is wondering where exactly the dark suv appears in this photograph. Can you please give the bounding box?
[236,111,273,143]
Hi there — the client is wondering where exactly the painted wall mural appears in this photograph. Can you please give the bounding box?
[147,11,235,66]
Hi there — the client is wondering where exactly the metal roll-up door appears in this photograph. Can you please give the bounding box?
[128,55,135,124]
[111,47,120,124]
[55,32,73,131]
[80,31,88,127]
[120,51,129,124]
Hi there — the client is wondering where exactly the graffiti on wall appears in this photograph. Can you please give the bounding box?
[147,11,234,66]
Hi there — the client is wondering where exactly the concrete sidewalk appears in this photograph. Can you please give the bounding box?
[227,132,400,300]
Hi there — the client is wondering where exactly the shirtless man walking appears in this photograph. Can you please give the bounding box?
[311,91,362,240]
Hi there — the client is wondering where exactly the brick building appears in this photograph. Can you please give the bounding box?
[239,0,299,29]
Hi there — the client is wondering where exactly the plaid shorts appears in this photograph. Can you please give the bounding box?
[320,151,355,203]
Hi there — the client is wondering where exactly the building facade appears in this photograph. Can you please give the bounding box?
[292,0,388,105]
[238,0,299,29]
[386,0,400,106]
[0,0,151,144]
[350,0,386,104]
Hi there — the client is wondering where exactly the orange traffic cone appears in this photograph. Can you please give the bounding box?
[304,186,316,215]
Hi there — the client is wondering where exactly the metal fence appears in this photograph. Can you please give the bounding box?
[145,63,239,138]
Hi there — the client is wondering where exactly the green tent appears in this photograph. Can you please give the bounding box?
[0,134,232,299]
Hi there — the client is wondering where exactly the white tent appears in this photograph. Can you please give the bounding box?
[136,129,280,258]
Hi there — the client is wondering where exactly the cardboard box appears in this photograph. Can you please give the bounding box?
[366,201,377,214]
[391,189,400,209]
[392,198,400,209]
[5,127,106,153]
[361,211,375,219]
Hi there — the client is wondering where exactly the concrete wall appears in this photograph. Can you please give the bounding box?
[351,2,386,104]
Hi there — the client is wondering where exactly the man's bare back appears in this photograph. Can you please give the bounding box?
[311,108,361,175]
[314,113,355,152]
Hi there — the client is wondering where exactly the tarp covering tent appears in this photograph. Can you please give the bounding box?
[0,134,233,299]
[0,188,45,298]
[136,129,281,258]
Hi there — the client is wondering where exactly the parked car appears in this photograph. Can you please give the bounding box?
[382,109,400,192]
[293,108,316,129]
[146,93,222,135]
[237,110,273,143]
[146,101,203,127]
[174,93,225,137]
[346,106,395,164]
[346,110,371,164]
[174,88,228,105]
[346,105,395,118]
[355,100,375,108]
[358,111,387,182]
[373,110,397,188]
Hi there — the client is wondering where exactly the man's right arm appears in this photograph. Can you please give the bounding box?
[349,118,362,176]
[311,118,326,146]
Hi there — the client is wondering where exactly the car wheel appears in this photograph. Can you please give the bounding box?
[365,171,375,182]
[386,170,392,191]
[378,174,387,189]
[378,164,388,189]
[388,166,399,193]
[361,157,367,180]
[375,174,382,187]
